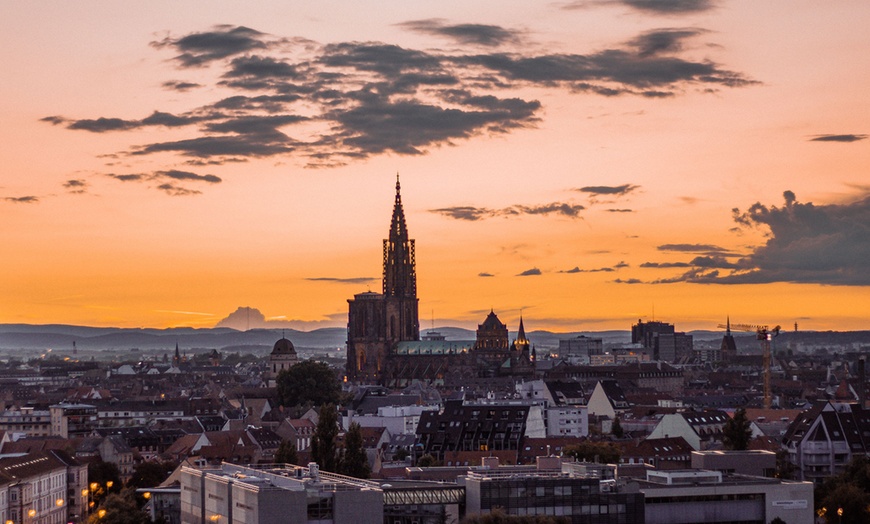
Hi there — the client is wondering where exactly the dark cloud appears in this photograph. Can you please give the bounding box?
[614,260,629,268]
[517,268,542,276]
[622,0,715,14]
[431,206,492,221]
[606,208,634,213]
[431,201,583,221]
[809,134,867,143]
[156,170,221,184]
[613,277,643,284]
[40,116,66,126]
[577,184,639,196]
[562,0,716,14]
[561,266,615,273]
[157,183,201,196]
[306,277,377,284]
[652,191,870,285]
[46,23,754,175]
[657,243,736,256]
[4,196,39,204]
[640,261,691,268]
[162,80,202,92]
[106,173,148,182]
[151,25,271,67]
[478,272,495,277]
[63,179,88,193]
[398,19,522,47]
[628,29,706,58]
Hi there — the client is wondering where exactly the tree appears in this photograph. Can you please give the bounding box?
[276,360,341,407]
[563,441,622,464]
[815,456,870,524]
[127,461,176,490]
[88,460,122,508]
[340,422,371,479]
[88,490,151,524]
[611,417,624,438]
[417,454,438,468]
[275,439,299,465]
[311,403,339,472]
[723,408,752,451]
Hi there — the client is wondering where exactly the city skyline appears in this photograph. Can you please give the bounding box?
[2,2,868,332]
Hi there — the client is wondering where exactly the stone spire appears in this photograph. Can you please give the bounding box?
[383,174,417,299]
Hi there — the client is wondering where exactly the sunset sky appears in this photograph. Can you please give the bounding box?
[2,1,868,333]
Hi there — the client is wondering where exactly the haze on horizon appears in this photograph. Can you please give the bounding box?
[1,1,868,334]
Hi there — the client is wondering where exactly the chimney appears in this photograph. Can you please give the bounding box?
[482,457,500,470]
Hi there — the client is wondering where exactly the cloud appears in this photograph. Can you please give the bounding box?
[62,179,88,193]
[156,170,221,183]
[4,196,39,204]
[157,183,201,196]
[563,0,716,14]
[306,277,377,284]
[478,272,495,277]
[151,25,272,67]
[577,184,639,196]
[614,260,629,268]
[517,267,542,276]
[606,208,634,213]
[652,191,870,285]
[45,23,755,175]
[657,243,736,256]
[432,201,584,221]
[613,277,643,284]
[809,134,867,143]
[105,169,219,195]
[561,266,615,273]
[162,80,202,92]
[398,19,522,47]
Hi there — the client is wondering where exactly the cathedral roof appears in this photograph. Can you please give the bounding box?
[481,310,506,330]
[271,337,296,356]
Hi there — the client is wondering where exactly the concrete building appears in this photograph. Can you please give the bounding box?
[635,469,813,524]
[462,457,645,523]
[690,450,776,478]
[557,336,603,365]
[782,400,870,484]
[180,463,383,524]
[0,451,80,524]
[0,407,51,437]
[49,403,97,439]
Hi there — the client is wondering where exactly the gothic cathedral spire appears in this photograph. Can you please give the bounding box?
[383,174,417,299]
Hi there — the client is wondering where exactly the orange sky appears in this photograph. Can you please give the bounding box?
[1,1,868,333]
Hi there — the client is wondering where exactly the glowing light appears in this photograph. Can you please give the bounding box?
[106,481,113,488]
[142,492,151,499]
[56,498,64,507]
[98,509,106,518]
[82,489,89,497]
[90,482,98,491]
[28,509,36,517]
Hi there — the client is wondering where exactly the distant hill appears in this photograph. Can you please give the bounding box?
[1,324,865,353]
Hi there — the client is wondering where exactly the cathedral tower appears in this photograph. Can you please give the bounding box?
[347,176,420,383]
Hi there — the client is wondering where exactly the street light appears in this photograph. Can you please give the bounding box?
[837,507,843,523]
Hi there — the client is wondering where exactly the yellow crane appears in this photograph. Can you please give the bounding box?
[717,322,781,409]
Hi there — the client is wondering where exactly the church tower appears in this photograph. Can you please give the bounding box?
[383,175,420,342]
[347,176,420,384]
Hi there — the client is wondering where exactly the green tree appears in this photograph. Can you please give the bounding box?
[611,417,624,438]
[88,460,122,507]
[311,403,340,472]
[276,360,341,407]
[340,422,371,479]
[275,439,299,465]
[127,461,176,489]
[815,456,870,524]
[88,490,151,524]
[563,441,622,464]
[417,454,438,468]
[723,408,752,450]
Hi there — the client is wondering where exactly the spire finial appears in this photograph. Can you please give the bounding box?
[726,315,731,335]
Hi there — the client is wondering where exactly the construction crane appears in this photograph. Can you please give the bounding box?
[717,321,781,409]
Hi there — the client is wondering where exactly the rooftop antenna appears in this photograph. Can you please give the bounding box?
[431,310,435,331]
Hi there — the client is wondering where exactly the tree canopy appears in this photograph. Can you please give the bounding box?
[563,441,622,464]
[722,408,752,451]
[816,456,870,524]
[311,403,340,472]
[276,360,341,408]
[275,439,299,465]
[340,422,371,479]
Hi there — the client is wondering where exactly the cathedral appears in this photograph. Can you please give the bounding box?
[346,177,535,386]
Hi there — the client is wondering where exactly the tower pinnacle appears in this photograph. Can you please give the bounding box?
[384,175,416,298]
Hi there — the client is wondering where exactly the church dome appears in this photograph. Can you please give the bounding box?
[271,337,296,355]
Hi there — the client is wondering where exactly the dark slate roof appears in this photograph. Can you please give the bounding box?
[0,451,68,481]
[545,380,586,406]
